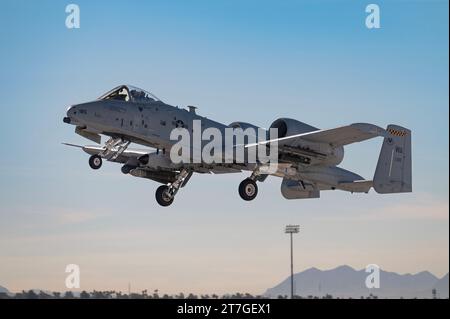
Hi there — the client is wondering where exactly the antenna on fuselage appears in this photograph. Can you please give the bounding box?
[187,105,197,114]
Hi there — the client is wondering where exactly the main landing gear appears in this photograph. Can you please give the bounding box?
[238,178,258,201]
[155,169,191,207]
[88,137,130,170]
[238,170,265,201]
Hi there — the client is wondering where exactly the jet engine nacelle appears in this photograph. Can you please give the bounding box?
[228,121,266,141]
[270,118,319,139]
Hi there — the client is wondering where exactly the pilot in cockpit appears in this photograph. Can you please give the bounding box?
[111,87,128,101]
[130,90,150,102]
[129,89,141,101]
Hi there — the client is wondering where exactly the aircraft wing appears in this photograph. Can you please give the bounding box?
[246,123,389,148]
[63,143,242,174]
[62,143,148,162]
[299,123,389,146]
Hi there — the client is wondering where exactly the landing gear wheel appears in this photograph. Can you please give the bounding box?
[89,155,102,170]
[239,178,258,201]
[155,185,174,207]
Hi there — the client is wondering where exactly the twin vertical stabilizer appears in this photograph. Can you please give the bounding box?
[373,125,412,193]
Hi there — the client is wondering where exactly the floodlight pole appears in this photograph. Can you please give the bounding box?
[285,225,299,299]
[290,231,294,299]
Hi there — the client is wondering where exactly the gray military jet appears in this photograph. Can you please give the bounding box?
[63,85,412,207]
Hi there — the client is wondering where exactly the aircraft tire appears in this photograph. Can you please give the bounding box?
[238,178,258,201]
[155,185,174,207]
[89,155,102,170]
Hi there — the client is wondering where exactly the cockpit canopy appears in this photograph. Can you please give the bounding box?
[98,85,162,103]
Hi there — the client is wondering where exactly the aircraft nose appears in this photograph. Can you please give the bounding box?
[63,105,76,124]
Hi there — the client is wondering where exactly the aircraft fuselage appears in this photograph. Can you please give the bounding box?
[65,98,344,168]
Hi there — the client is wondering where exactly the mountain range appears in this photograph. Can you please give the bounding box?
[264,265,449,299]
[2,266,448,299]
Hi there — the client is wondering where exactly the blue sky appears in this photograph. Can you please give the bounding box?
[0,0,448,294]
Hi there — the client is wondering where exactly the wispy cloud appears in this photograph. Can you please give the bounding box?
[368,197,449,221]
[54,209,98,225]
[0,205,104,235]
[317,193,449,222]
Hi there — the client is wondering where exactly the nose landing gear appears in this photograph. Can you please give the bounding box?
[155,169,192,207]
[155,185,175,207]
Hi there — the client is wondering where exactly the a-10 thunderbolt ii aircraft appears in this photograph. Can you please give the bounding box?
[63,85,412,207]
